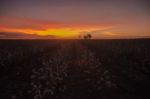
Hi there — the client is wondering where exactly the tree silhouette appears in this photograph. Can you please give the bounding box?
[84,34,92,39]
[87,34,92,39]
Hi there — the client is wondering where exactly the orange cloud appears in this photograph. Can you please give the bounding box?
[0,16,117,38]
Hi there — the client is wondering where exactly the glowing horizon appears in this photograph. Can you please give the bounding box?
[0,16,117,38]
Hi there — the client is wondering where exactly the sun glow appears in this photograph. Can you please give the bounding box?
[36,28,79,38]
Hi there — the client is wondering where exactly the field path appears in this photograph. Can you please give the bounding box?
[30,41,105,98]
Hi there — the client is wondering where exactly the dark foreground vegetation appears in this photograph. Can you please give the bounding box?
[0,39,150,99]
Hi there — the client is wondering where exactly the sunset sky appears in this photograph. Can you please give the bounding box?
[0,0,150,39]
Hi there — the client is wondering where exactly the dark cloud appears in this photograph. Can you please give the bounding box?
[139,0,150,11]
[0,32,56,39]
